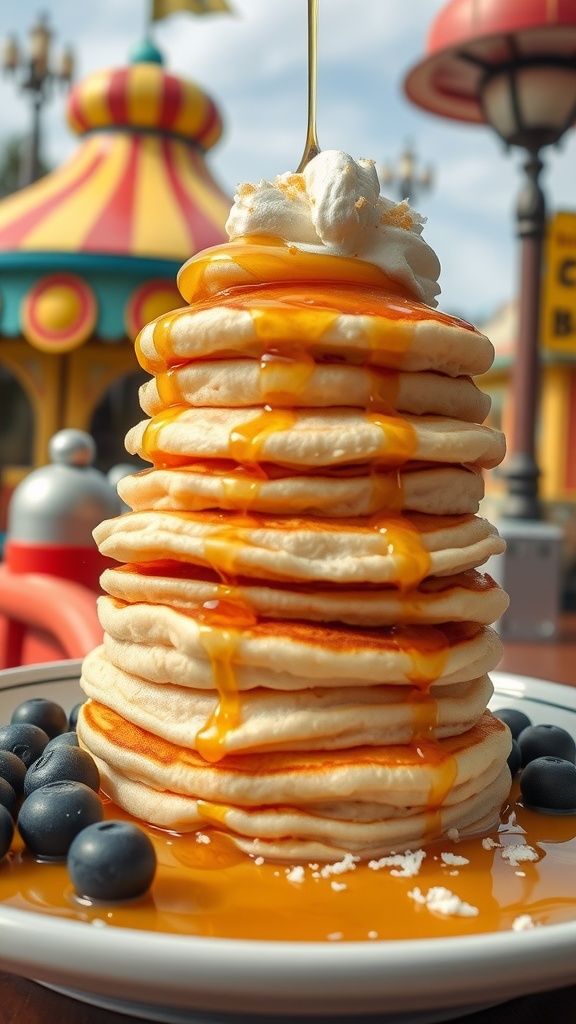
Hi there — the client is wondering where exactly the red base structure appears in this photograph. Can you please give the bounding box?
[0,564,103,669]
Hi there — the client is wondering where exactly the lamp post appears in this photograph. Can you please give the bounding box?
[380,143,433,206]
[404,0,576,522]
[2,14,74,188]
[404,0,576,640]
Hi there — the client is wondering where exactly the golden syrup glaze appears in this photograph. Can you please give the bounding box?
[153,345,325,411]
[2,786,576,941]
[139,405,419,473]
[195,594,258,764]
[139,508,432,590]
[228,409,296,467]
[116,591,456,692]
[259,347,317,405]
[121,463,406,518]
[114,561,496,598]
[136,286,465,376]
[136,239,479,377]
[176,236,415,304]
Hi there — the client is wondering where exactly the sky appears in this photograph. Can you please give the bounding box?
[1,0,576,323]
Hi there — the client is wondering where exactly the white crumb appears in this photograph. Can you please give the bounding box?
[90,919,108,928]
[330,881,347,892]
[482,837,499,850]
[446,828,460,843]
[254,856,264,866]
[368,930,378,939]
[440,852,470,867]
[501,844,539,866]
[368,849,426,877]
[512,914,538,931]
[515,871,526,877]
[319,853,359,877]
[408,886,479,918]
[195,832,211,845]
[327,931,343,941]
[286,865,305,883]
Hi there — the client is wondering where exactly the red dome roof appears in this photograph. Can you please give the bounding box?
[67,61,223,151]
[405,0,576,124]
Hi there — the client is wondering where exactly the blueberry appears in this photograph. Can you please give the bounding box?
[0,805,14,860]
[18,780,103,860]
[0,777,17,819]
[67,820,156,901]
[0,750,26,798]
[11,698,68,740]
[520,756,576,812]
[0,723,49,768]
[507,738,521,778]
[518,724,576,767]
[68,703,84,731]
[23,745,99,798]
[45,732,79,751]
[493,708,532,740]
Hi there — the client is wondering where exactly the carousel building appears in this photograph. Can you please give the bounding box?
[0,39,230,530]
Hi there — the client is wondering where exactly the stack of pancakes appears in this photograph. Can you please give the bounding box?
[78,224,511,862]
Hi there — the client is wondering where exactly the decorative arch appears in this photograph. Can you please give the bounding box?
[89,367,148,472]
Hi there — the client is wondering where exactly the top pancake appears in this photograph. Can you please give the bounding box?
[136,286,494,377]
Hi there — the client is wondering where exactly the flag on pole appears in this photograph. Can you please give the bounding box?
[152,0,232,19]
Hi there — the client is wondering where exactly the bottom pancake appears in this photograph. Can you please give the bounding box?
[77,702,511,861]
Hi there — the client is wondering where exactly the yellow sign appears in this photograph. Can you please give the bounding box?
[542,211,576,353]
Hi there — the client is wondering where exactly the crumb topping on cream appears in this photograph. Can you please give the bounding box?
[226,150,441,307]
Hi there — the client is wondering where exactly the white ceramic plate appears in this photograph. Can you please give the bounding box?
[1,661,576,1024]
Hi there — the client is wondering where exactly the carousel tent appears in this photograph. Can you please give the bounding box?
[0,39,230,524]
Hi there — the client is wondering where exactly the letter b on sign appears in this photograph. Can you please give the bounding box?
[553,309,574,337]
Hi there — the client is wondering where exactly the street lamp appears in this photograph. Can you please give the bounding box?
[2,14,74,188]
[380,143,433,206]
[404,0,576,522]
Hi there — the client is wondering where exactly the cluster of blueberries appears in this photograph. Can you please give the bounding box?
[495,707,576,810]
[0,697,156,902]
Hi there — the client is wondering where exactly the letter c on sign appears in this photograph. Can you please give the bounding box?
[559,259,576,286]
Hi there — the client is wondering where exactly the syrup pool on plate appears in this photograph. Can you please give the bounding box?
[1,781,576,942]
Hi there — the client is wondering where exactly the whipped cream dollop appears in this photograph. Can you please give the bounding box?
[225,150,441,307]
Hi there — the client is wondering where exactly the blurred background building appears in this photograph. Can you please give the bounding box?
[0,24,230,532]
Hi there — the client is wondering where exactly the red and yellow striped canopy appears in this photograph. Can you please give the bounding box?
[0,60,230,262]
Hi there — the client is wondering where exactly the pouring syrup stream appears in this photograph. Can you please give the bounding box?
[296,0,320,172]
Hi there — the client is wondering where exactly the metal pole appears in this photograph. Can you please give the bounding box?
[499,149,545,520]
[18,91,42,188]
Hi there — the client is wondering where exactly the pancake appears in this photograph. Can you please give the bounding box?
[139,362,491,423]
[81,646,494,753]
[100,565,509,627]
[117,464,485,517]
[97,597,503,690]
[136,291,494,378]
[78,702,511,857]
[93,510,506,585]
[126,408,505,472]
[87,754,511,859]
[78,702,509,808]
